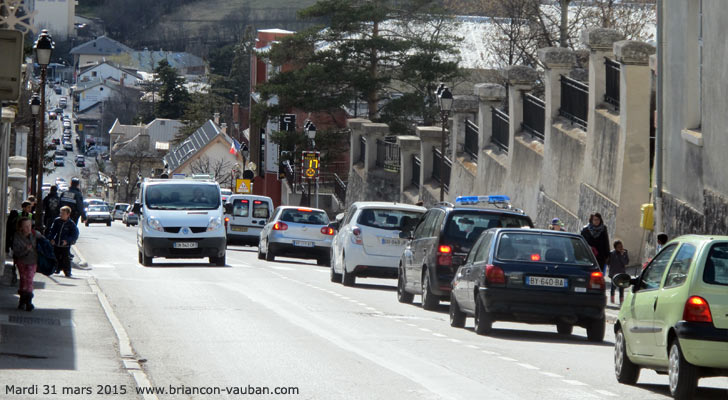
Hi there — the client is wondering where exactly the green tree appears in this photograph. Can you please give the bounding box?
[155,59,190,119]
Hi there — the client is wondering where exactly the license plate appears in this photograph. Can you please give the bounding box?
[381,238,404,246]
[231,226,248,232]
[293,240,314,247]
[526,276,567,287]
[173,242,198,249]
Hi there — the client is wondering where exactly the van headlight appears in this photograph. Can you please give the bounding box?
[207,217,222,232]
[146,217,164,232]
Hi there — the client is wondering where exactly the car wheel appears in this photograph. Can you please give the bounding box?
[449,294,466,328]
[138,250,143,264]
[421,268,439,311]
[586,317,605,342]
[556,323,573,335]
[397,266,414,304]
[341,258,355,287]
[330,250,341,282]
[210,254,226,266]
[614,327,640,385]
[257,245,265,260]
[265,240,275,262]
[106,221,111,226]
[669,339,699,400]
[317,256,329,266]
[85,221,89,227]
[141,252,153,267]
[474,296,493,335]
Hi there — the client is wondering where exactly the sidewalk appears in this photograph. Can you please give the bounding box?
[0,261,139,399]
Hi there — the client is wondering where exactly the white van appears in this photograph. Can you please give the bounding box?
[135,177,226,266]
[223,194,274,246]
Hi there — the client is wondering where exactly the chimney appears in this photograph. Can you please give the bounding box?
[213,112,220,125]
[221,123,227,134]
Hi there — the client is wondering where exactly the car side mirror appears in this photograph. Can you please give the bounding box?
[328,221,340,231]
[612,273,634,289]
[132,203,141,215]
[224,203,233,214]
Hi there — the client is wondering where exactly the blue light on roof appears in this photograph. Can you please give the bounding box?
[455,195,511,205]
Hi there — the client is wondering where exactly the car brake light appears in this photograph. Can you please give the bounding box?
[129,212,134,216]
[437,245,452,266]
[683,296,712,323]
[350,227,363,245]
[589,270,605,290]
[254,200,262,204]
[438,245,452,254]
[530,254,541,261]
[273,222,288,231]
[321,227,335,235]
[298,208,312,212]
[224,217,230,223]
[485,264,505,285]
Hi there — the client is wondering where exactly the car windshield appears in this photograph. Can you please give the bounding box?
[444,212,532,245]
[496,232,595,265]
[704,243,728,286]
[89,205,108,212]
[145,183,220,210]
[279,208,329,225]
[356,208,423,231]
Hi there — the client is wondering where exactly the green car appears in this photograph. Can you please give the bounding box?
[612,235,728,399]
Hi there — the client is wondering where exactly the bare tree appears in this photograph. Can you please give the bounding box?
[188,156,235,185]
[111,141,158,202]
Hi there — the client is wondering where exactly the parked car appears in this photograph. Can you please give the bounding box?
[329,202,426,286]
[76,158,85,167]
[612,235,728,399]
[398,195,534,310]
[62,120,71,128]
[221,189,233,204]
[54,156,64,166]
[52,138,60,145]
[85,205,112,226]
[59,97,67,108]
[63,142,73,151]
[54,86,62,95]
[54,149,67,157]
[449,228,606,341]
[122,205,138,226]
[112,203,130,220]
[258,206,333,264]
[49,111,57,120]
[223,195,273,246]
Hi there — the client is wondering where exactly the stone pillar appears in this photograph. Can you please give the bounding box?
[503,65,538,158]
[397,135,421,203]
[450,95,478,162]
[613,40,656,257]
[416,126,444,200]
[474,83,506,152]
[361,122,389,171]
[14,126,28,157]
[347,118,370,173]
[582,29,625,117]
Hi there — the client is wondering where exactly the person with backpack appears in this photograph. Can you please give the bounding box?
[43,185,61,232]
[59,177,85,224]
[12,217,44,311]
[47,206,79,277]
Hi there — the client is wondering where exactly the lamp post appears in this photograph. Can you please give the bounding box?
[437,86,453,202]
[33,29,54,229]
[306,122,316,207]
[28,93,41,196]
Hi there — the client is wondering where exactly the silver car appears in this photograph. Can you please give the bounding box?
[122,204,139,226]
[85,205,112,226]
[112,203,129,220]
[258,206,334,265]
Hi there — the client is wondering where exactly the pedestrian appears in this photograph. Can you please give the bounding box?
[12,217,43,311]
[656,232,668,254]
[607,240,629,304]
[581,212,610,273]
[549,217,564,231]
[43,185,61,231]
[47,206,79,277]
[59,177,85,224]
[27,195,37,213]
[20,200,33,221]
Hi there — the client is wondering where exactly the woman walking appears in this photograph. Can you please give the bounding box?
[12,218,43,311]
[581,212,610,273]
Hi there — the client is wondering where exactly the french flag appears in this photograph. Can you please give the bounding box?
[229,138,241,155]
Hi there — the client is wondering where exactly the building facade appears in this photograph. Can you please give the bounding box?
[29,0,75,40]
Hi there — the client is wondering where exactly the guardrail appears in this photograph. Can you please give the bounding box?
[522,93,545,140]
[375,136,401,172]
[464,119,479,160]
[491,107,510,152]
[604,57,620,110]
[559,75,589,129]
[432,148,451,192]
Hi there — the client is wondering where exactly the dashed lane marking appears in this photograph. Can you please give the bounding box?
[517,363,539,370]
[481,350,499,355]
[594,389,617,397]
[447,338,461,343]
[466,344,479,349]
[562,380,588,386]
[539,372,563,378]
[419,328,431,332]
[432,333,446,338]
[498,356,517,362]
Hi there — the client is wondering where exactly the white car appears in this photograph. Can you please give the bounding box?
[85,204,112,226]
[258,206,334,264]
[330,202,426,286]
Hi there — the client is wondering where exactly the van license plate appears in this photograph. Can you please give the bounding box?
[231,226,247,232]
[293,240,314,247]
[173,242,198,249]
[526,276,567,287]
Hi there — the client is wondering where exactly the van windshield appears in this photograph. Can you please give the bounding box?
[145,184,220,210]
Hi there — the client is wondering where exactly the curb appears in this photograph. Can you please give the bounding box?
[71,244,89,269]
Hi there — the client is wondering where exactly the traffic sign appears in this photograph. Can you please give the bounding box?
[301,151,320,180]
[305,168,316,178]
[235,179,252,194]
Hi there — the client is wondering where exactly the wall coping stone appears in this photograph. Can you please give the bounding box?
[502,65,538,86]
[569,68,589,83]
[581,28,625,51]
[417,126,445,142]
[452,95,479,113]
[474,83,506,101]
[397,135,421,152]
[614,40,656,65]
[347,118,371,131]
[362,122,389,136]
[537,47,576,69]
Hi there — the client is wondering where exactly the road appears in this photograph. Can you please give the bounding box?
[73,224,728,399]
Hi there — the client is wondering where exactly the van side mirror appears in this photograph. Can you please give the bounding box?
[132,203,141,215]
[612,273,635,289]
[224,203,233,214]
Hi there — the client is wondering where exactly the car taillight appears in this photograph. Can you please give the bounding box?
[683,296,712,323]
[530,254,541,261]
[437,245,452,266]
[129,212,135,216]
[321,227,335,235]
[351,227,363,245]
[224,217,230,223]
[273,222,288,231]
[485,264,505,285]
[589,270,605,290]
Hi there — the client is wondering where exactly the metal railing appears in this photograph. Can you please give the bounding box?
[358,136,366,164]
[432,148,451,192]
[491,107,510,152]
[334,173,346,204]
[522,93,545,140]
[559,75,589,129]
[411,155,421,188]
[604,57,620,110]
[375,136,400,172]
[464,119,479,160]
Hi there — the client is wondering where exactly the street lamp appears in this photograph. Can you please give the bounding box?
[28,94,41,196]
[33,29,54,229]
[437,86,453,202]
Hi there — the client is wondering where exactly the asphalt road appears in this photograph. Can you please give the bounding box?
[73,223,728,400]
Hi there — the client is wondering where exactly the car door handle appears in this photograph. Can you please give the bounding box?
[653,297,658,311]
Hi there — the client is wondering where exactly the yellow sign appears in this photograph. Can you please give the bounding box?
[235,179,252,194]
[301,151,320,180]
[305,168,316,178]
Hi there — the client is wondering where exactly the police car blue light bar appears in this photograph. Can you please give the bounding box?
[455,195,511,205]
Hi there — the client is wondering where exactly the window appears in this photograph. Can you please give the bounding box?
[495,232,595,265]
[91,71,97,77]
[474,231,494,263]
[413,211,435,239]
[145,183,219,210]
[279,209,329,225]
[232,199,249,217]
[639,244,677,290]
[357,208,424,231]
[664,244,696,287]
[704,243,728,286]
[444,212,532,246]
[252,201,270,219]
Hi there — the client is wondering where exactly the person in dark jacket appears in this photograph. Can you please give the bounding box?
[47,206,79,277]
[581,212,610,273]
[43,185,61,231]
[12,217,43,311]
[607,240,629,304]
[59,177,85,224]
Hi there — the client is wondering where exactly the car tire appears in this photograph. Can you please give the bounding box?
[106,221,111,226]
[421,268,439,311]
[210,255,226,266]
[474,296,493,335]
[141,252,153,267]
[317,256,329,266]
[265,241,275,262]
[586,317,605,342]
[614,327,640,385]
[138,250,143,264]
[397,266,414,304]
[342,262,356,286]
[330,251,342,283]
[557,323,573,335]
[126,222,130,227]
[85,221,89,227]
[257,246,265,260]
[449,294,466,328]
[669,339,699,400]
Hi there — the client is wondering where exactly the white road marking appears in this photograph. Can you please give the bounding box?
[539,372,563,378]
[89,264,115,269]
[593,390,617,397]
[406,323,417,327]
[466,344,479,349]
[481,350,498,355]
[562,379,587,386]
[498,356,517,362]
[365,307,377,311]
[517,363,539,370]
[432,333,446,338]
[419,328,431,332]
[447,338,461,343]
[270,266,294,271]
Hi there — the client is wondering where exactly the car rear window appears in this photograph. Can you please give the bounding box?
[280,208,329,225]
[356,208,423,231]
[232,199,249,217]
[444,212,532,245]
[496,232,595,265]
[704,243,728,286]
[252,200,270,218]
[89,206,108,212]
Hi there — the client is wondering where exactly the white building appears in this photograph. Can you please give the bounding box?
[78,62,142,87]
[29,0,75,40]
[73,78,120,113]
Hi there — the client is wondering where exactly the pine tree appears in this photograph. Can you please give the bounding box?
[155,59,190,119]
